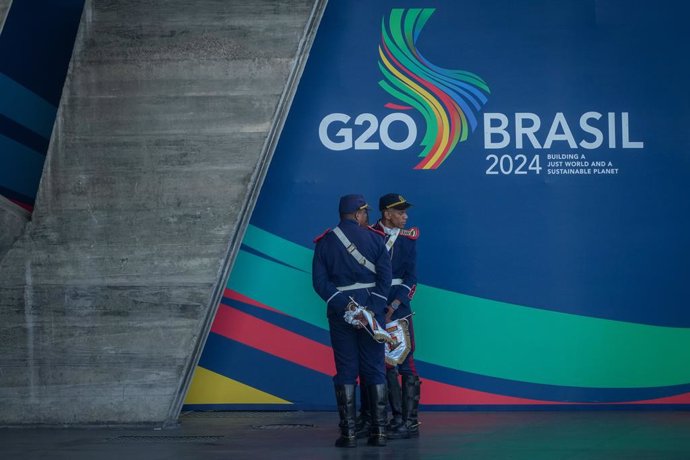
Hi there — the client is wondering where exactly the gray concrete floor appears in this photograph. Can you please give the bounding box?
[3,411,690,459]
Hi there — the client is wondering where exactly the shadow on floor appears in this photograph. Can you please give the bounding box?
[3,410,690,459]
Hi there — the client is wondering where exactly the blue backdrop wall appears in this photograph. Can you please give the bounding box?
[190,0,690,409]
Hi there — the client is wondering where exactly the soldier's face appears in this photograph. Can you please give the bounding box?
[385,209,408,229]
[355,209,369,226]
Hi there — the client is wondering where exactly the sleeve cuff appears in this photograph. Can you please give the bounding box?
[326,291,341,305]
[372,292,387,302]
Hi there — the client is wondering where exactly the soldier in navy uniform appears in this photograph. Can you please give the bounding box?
[312,194,392,448]
[374,193,421,439]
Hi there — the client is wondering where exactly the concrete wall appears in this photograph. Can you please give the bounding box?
[0,195,28,260]
[0,0,321,425]
[0,0,9,32]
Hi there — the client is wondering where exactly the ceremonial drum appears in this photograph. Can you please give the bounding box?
[384,318,412,366]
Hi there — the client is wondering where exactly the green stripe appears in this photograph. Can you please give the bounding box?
[232,225,690,388]
[413,285,690,388]
[227,250,327,330]
[243,225,313,273]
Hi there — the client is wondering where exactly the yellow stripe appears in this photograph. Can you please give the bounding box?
[379,47,451,165]
[184,367,291,405]
[380,48,449,151]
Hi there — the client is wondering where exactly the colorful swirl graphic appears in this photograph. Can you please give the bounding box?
[185,225,690,410]
[379,8,490,169]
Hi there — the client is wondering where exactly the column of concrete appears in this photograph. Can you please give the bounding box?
[0,0,320,425]
[0,0,9,25]
[0,196,28,259]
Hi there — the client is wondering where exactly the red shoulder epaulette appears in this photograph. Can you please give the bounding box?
[400,227,420,240]
[313,228,331,243]
[367,225,386,237]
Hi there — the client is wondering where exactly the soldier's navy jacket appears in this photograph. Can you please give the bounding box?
[312,217,392,386]
[312,218,392,322]
[372,221,418,320]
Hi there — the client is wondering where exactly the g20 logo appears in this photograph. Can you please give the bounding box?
[318,112,417,151]
[316,8,490,170]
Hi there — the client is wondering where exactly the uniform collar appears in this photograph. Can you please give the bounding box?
[339,218,360,228]
[377,220,400,237]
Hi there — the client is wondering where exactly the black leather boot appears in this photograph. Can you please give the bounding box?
[403,375,421,437]
[355,383,370,439]
[334,384,357,448]
[387,370,409,439]
[367,383,388,447]
[388,374,421,439]
[386,368,403,433]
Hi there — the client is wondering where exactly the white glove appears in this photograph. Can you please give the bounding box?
[343,301,365,328]
[343,298,394,343]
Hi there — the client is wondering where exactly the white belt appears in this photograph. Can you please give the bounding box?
[391,278,403,285]
[337,282,376,291]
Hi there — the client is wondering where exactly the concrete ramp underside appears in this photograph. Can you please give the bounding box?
[0,0,320,425]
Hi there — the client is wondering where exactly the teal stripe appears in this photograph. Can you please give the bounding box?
[243,225,313,273]
[227,249,327,330]
[0,73,57,139]
[413,285,690,388]
[0,134,45,198]
[233,226,690,388]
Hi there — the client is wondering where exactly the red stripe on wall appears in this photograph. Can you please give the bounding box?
[420,378,564,405]
[9,198,32,212]
[421,379,690,406]
[216,293,679,406]
[631,392,690,405]
[211,304,336,376]
[223,289,286,315]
